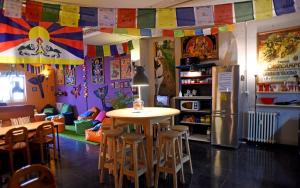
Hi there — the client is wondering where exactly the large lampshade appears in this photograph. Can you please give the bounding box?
[132,66,149,86]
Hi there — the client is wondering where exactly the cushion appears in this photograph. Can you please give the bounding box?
[43,108,54,114]
[18,116,30,125]
[80,111,93,117]
[91,123,101,131]
[60,104,71,114]
[95,111,106,122]
[92,120,100,126]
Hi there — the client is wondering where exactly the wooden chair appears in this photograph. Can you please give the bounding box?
[31,122,56,164]
[98,128,123,188]
[0,127,31,173]
[155,130,184,188]
[119,133,149,188]
[8,164,56,188]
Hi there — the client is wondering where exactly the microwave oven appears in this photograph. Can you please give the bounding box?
[180,100,200,111]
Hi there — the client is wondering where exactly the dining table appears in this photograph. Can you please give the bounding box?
[106,107,180,187]
[0,121,63,157]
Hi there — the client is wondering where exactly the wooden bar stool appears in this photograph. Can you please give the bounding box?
[155,130,184,188]
[0,127,31,174]
[171,125,193,174]
[153,122,170,166]
[98,128,123,188]
[119,134,149,188]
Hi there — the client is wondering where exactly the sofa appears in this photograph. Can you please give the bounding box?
[45,103,74,125]
[0,105,35,126]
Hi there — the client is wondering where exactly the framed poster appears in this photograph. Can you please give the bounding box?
[120,57,132,79]
[110,59,121,80]
[92,57,104,84]
[55,69,64,85]
[65,68,76,86]
[182,35,218,61]
[257,27,300,82]
[154,40,176,97]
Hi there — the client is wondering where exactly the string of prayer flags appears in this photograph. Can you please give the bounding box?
[174,30,185,38]
[296,0,300,12]
[176,7,195,27]
[218,25,228,32]
[195,6,214,26]
[137,8,156,28]
[151,29,162,37]
[98,8,116,28]
[140,29,152,36]
[103,45,111,57]
[87,45,96,57]
[127,28,140,36]
[59,11,80,27]
[273,0,295,16]
[116,44,124,55]
[113,28,128,34]
[100,28,113,33]
[128,40,134,51]
[122,42,129,54]
[3,0,22,18]
[42,3,60,22]
[79,7,98,27]
[227,24,236,32]
[203,28,212,36]
[156,8,177,28]
[162,30,174,37]
[195,28,203,36]
[254,0,273,20]
[61,4,80,13]
[234,1,254,23]
[25,1,42,22]
[211,27,219,35]
[0,0,3,10]
[110,45,118,56]
[117,8,136,28]
[214,4,233,25]
[183,30,195,36]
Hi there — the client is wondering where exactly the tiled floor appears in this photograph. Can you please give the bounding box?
[1,137,300,188]
[53,137,300,188]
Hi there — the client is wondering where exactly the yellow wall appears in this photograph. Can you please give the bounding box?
[0,64,56,112]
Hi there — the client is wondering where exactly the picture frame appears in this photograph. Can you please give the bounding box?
[110,59,121,80]
[92,57,105,84]
[120,57,132,79]
[32,87,37,92]
[65,68,76,86]
[114,82,120,89]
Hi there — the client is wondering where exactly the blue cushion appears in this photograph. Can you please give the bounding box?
[91,123,101,131]
[92,120,100,126]
[80,111,93,117]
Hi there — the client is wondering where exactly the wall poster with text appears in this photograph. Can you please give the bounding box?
[110,59,121,80]
[257,27,300,82]
[92,57,104,84]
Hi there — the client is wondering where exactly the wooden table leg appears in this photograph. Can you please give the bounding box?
[143,119,153,187]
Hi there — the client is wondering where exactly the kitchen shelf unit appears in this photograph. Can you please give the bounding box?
[175,63,215,143]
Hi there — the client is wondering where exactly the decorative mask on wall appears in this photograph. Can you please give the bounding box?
[71,84,81,98]
[28,75,45,98]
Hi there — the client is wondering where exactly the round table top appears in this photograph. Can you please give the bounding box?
[106,107,180,119]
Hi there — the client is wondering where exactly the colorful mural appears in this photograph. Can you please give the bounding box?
[0,16,83,65]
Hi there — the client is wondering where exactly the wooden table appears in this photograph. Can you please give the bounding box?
[0,121,63,157]
[106,107,180,186]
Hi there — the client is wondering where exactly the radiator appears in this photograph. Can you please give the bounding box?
[247,111,278,143]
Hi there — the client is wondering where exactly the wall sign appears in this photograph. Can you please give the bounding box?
[257,27,300,82]
[218,72,232,92]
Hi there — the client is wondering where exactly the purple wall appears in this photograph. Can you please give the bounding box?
[56,55,132,116]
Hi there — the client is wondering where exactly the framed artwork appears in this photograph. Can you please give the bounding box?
[65,68,76,86]
[120,82,124,88]
[257,27,300,82]
[32,87,37,92]
[182,35,218,61]
[110,59,121,80]
[120,57,132,79]
[55,69,64,85]
[124,81,130,88]
[92,57,104,84]
[154,40,176,98]
[114,82,120,88]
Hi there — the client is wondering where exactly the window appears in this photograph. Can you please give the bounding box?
[0,74,26,104]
